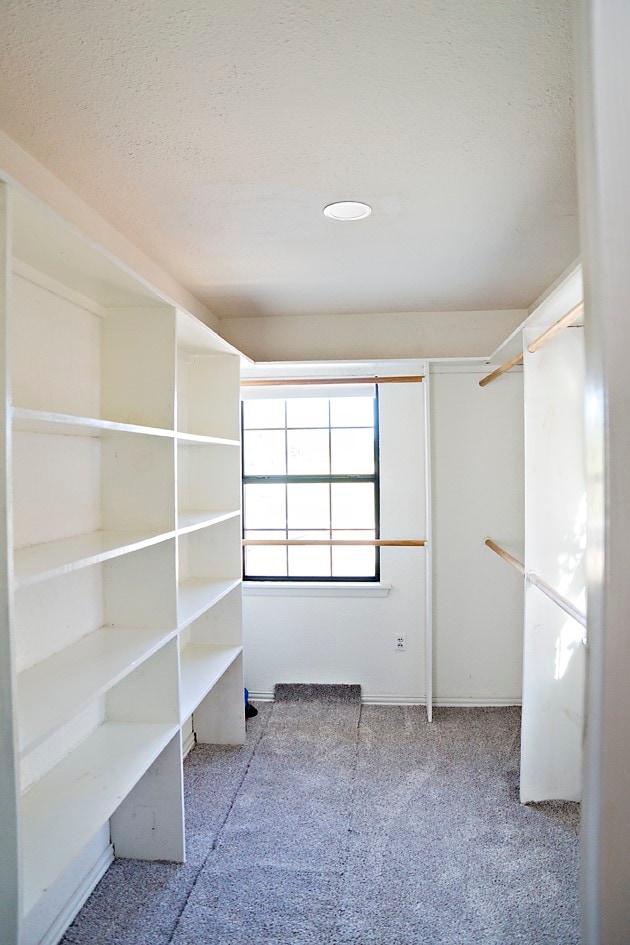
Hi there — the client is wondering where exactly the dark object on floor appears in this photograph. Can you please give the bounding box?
[244,686,258,718]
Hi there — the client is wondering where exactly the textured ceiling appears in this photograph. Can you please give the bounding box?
[0,0,578,318]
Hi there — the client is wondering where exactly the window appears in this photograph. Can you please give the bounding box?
[242,387,380,581]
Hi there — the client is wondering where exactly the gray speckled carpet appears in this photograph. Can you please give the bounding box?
[62,687,580,945]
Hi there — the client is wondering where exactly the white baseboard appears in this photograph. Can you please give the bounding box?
[247,690,521,708]
[32,844,114,945]
[361,693,424,705]
[433,696,522,707]
[182,729,196,758]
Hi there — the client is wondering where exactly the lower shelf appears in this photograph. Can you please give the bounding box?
[177,577,241,630]
[21,721,178,917]
[179,644,243,722]
[17,627,177,756]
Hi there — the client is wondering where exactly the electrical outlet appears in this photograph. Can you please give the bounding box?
[395,634,406,652]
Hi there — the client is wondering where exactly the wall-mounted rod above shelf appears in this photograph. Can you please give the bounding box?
[242,538,427,547]
[484,538,586,629]
[478,352,524,388]
[484,538,525,574]
[241,375,424,387]
[479,300,585,389]
[526,572,587,629]
[527,301,585,354]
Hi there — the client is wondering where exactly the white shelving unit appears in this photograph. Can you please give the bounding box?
[0,182,247,945]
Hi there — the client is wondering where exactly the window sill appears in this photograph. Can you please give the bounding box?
[242,582,391,598]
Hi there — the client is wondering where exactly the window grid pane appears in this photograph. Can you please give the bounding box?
[286,398,330,428]
[243,399,287,430]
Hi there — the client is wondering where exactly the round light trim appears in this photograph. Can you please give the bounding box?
[323,200,372,221]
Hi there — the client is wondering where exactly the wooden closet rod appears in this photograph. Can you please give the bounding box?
[479,300,584,388]
[242,538,427,547]
[478,352,524,388]
[484,538,525,575]
[241,375,424,387]
[526,572,587,629]
[527,301,584,354]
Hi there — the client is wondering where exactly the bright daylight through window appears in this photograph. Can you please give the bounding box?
[242,386,380,581]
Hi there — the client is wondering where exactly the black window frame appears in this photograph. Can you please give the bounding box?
[241,387,380,582]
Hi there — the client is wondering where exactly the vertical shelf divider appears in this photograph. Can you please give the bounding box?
[175,318,244,749]
[0,178,21,945]
[110,731,185,862]
[193,654,246,746]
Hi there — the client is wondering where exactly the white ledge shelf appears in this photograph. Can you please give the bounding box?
[177,431,240,447]
[12,407,175,440]
[179,644,243,722]
[14,528,176,588]
[17,626,177,756]
[177,577,241,630]
[242,581,392,598]
[177,509,240,535]
[21,720,178,917]
[177,307,246,358]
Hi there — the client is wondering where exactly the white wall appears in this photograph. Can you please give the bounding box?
[220,309,526,362]
[243,381,427,703]
[431,364,524,705]
[244,364,526,705]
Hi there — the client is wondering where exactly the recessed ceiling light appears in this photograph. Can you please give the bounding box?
[323,201,372,221]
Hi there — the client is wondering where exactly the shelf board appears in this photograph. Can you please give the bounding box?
[177,431,240,447]
[17,627,177,757]
[489,262,584,364]
[21,720,178,917]
[13,189,163,308]
[177,509,240,536]
[13,407,175,440]
[176,308,248,358]
[177,577,241,630]
[179,644,243,721]
[14,528,176,588]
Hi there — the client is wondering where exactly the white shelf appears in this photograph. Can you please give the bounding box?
[177,431,240,447]
[13,407,175,440]
[21,721,177,917]
[177,307,249,359]
[179,644,243,721]
[489,261,584,364]
[13,189,162,309]
[177,577,242,630]
[14,528,176,588]
[17,627,177,756]
[177,509,240,536]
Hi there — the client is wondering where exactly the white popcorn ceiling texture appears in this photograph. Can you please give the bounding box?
[0,0,577,319]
